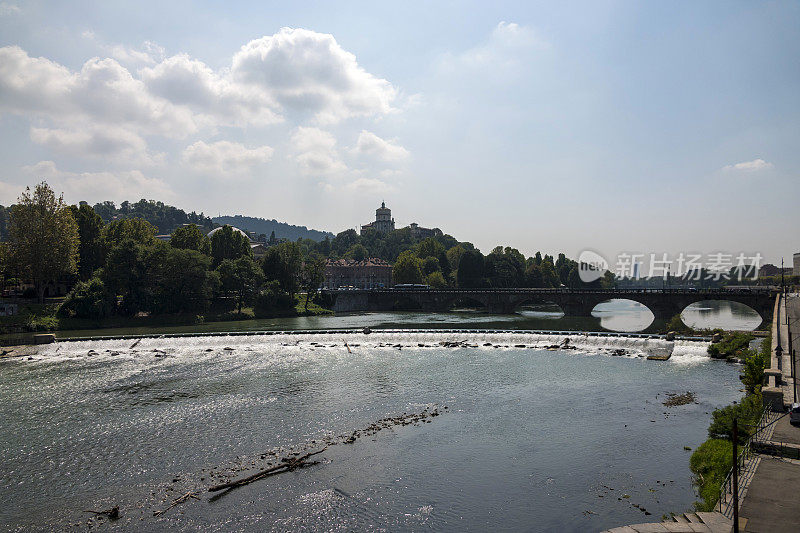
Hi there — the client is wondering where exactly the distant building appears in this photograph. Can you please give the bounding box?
[794,253,800,276]
[250,243,267,258]
[758,263,792,277]
[360,202,442,239]
[408,222,442,240]
[323,258,392,289]
[155,234,171,242]
[360,202,395,235]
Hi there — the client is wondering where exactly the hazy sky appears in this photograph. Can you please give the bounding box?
[0,1,798,265]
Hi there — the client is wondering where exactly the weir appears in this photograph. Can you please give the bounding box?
[28,329,713,363]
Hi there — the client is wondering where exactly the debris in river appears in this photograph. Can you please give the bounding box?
[153,491,199,516]
[662,392,696,407]
[83,506,120,520]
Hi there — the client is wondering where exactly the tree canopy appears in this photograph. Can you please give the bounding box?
[8,182,79,302]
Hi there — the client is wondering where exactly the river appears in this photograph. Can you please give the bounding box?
[33,299,764,342]
[0,325,746,532]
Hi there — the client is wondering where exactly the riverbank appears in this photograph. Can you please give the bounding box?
[0,294,333,345]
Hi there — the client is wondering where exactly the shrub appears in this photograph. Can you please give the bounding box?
[253,281,294,317]
[708,332,754,360]
[689,439,733,511]
[58,276,115,319]
[707,391,762,444]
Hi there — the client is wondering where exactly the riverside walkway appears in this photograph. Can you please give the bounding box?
[736,292,800,532]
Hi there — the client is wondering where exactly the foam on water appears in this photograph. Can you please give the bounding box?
[26,330,711,364]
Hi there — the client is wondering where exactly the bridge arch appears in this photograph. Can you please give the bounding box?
[588,298,655,331]
[511,296,566,316]
[679,299,765,331]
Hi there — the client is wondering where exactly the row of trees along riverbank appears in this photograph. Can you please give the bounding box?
[0,182,616,332]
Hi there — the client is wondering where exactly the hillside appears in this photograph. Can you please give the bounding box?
[213,215,333,242]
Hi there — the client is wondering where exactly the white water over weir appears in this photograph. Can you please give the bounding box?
[34,329,712,363]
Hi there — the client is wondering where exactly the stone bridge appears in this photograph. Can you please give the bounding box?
[325,287,776,321]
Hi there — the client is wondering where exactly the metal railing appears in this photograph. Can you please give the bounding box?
[714,407,782,518]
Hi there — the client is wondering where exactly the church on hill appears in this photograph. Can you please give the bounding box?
[360,202,441,239]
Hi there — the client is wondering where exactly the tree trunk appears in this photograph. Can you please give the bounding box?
[305,290,310,312]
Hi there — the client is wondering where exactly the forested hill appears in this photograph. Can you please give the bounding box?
[213,215,334,242]
[92,200,213,234]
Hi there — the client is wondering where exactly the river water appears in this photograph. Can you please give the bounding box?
[0,329,743,532]
[34,299,764,342]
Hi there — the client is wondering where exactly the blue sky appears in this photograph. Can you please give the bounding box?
[0,1,798,265]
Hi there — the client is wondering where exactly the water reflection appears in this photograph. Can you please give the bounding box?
[3,300,763,345]
[592,299,655,332]
[681,300,764,331]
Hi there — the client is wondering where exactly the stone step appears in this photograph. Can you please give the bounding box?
[684,513,702,523]
[695,512,733,533]
[672,514,689,523]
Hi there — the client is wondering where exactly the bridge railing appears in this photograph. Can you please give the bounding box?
[323,287,776,296]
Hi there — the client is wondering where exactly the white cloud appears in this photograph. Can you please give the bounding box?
[181,140,273,176]
[108,41,165,66]
[290,127,347,175]
[0,180,24,204]
[231,27,397,124]
[722,158,774,173]
[345,177,396,194]
[0,2,20,15]
[351,130,409,163]
[141,54,281,127]
[0,46,197,138]
[30,126,163,166]
[21,160,173,203]
[441,21,548,72]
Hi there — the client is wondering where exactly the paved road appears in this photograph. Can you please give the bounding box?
[739,457,800,532]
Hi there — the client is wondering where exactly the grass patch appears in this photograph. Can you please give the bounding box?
[707,331,755,360]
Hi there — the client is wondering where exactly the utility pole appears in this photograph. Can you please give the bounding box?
[733,418,739,533]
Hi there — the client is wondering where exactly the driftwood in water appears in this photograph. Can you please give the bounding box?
[208,447,328,492]
[153,490,199,516]
[83,506,120,520]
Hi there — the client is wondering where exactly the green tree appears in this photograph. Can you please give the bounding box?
[69,204,106,280]
[332,229,360,256]
[58,276,115,319]
[422,256,441,276]
[0,204,9,241]
[426,270,447,288]
[8,182,79,302]
[103,218,157,248]
[254,280,294,317]
[415,237,445,259]
[457,249,485,287]
[210,225,251,267]
[301,255,326,311]
[393,251,424,284]
[484,247,525,287]
[217,255,264,313]
[101,240,151,316]
[344,243,368,261]
[170,224,211,255]
[149,245,219,314]
[446,245,466,271]
[262,242,302,296]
